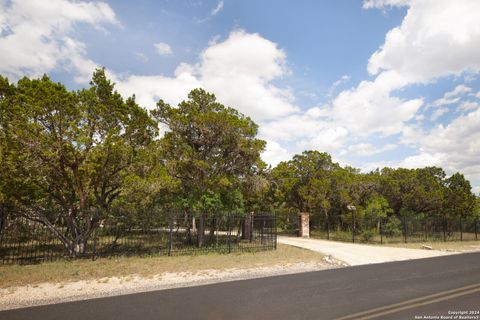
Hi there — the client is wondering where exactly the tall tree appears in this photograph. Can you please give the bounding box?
[153,88,266,244]
[444,172,476,219]
[153,88,265,210]
[1,69,157,256]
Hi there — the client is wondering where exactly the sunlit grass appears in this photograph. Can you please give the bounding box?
[0,244,323,288]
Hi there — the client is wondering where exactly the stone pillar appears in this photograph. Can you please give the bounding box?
[298,212,310,238]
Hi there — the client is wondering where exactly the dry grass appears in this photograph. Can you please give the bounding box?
[377,240,480,251]
[0,244,323,288]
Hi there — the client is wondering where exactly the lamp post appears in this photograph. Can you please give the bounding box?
[347,205,356,243]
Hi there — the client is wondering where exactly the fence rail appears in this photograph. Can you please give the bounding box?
[284,212,478,244]
[0,213,276,265]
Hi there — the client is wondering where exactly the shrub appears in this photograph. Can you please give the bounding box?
[361,229,375,242]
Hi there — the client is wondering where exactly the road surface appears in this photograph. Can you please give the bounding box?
[1,252,479,320]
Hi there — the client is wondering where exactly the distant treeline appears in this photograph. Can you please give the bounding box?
[0,69,478,256]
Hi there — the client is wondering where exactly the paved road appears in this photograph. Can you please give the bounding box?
[278,236,455,266]
[1,252,479,320]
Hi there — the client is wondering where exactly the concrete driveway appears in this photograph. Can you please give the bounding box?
[278,236,457,266]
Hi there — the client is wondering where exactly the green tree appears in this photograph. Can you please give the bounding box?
[1,69,157,256]
[444,172,476,219]
[364,195,393,220]
[153,88,265,245]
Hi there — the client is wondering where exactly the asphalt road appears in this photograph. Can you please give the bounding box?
[1,252,479,320]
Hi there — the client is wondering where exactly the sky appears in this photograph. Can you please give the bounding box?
[1,0,480,192]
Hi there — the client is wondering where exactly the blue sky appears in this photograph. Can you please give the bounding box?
[1,0,480,192]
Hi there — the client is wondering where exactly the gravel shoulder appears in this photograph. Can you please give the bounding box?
[278,236,461,266]
[0,260,341,311]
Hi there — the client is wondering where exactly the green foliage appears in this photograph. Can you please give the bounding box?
[383,216,402,237]
[152,88,266,213]
[365,196,392,220]
[361,229,375,242]
[1,69,157,256]
[1,69,479,255]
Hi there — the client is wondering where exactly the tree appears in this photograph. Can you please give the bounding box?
[364,195,392,220]
[1,69,157,256]
[153,88,265,210]
[271,151,344,231]
[152,88,266,245]
[444,172,476,219]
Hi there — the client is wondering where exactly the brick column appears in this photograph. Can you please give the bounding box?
[298,212,310,238]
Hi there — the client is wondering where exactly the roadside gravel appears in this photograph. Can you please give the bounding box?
[0,259,342,311]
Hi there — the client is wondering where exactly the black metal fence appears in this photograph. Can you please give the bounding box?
[284,212,478,244]
[0,212,276,264]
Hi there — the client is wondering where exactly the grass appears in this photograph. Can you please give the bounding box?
[310,230,479,244]
[375,240,480,251]
[0,244,324,288]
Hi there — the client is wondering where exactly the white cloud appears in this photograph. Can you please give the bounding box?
[459,101,480,113]
[116,30,298,121]
[338,0,480,139]
[261,140,292,167]
[297,126,349,152]
[211,0,224,16]
[473,186,480,195]
[347,143,397,156]
[331,71,423,136]
[429,84,472,109]
[363,0,410,9]
[430,107,449,121]
[327,74,350,96]
[367,0,480,82]
[257,103,349,155]
[135,52,148,62]
[445,85,472,99]
[154,42,173,56]
[401,108,480,184]
[351,0,480,189]
[0,0,118,82]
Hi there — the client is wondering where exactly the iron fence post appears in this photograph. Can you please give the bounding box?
[460,218,463,242]
[352,210,356,243]
[326,215,330,240]
[379,217,383,244]
[168,214,173,256]
[227,214,232,254]
[476,220,478,241]
[92,229,97,261]
[274,214,277,250]
[424,218,428,241]
[443,215,447,242]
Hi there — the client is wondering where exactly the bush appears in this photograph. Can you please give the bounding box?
[361,229,375,242]
[384,216,402,237]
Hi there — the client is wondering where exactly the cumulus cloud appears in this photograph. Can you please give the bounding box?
[116,30,298,121]
[400,108,480,184]
[0,0,118,82]
[331,71,423,136]
[367,0,480,81]
[154,42,173,56]
[261,140,292,167]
